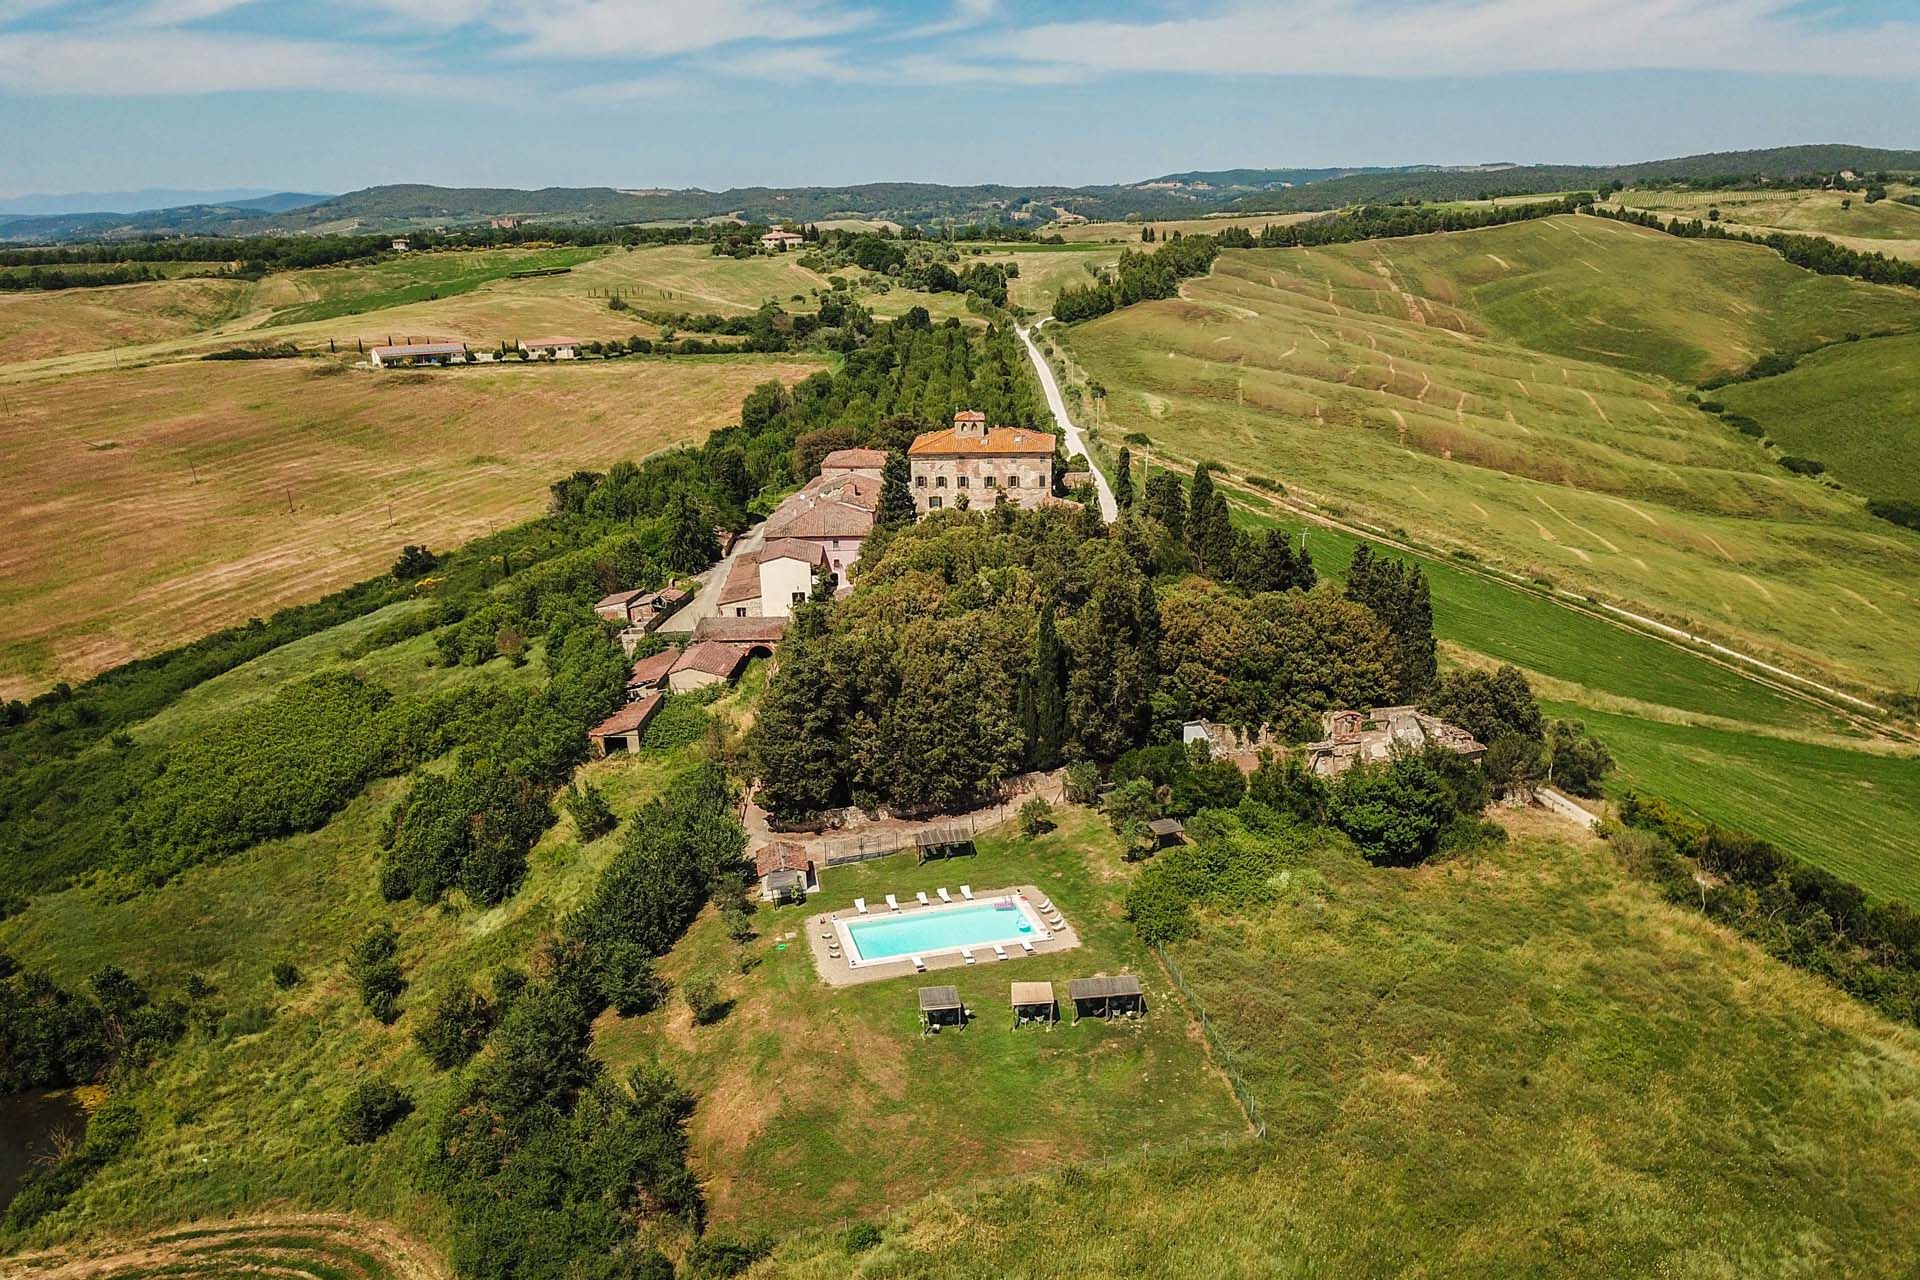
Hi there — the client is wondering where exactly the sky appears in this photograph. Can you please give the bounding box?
[3,0,1919,198]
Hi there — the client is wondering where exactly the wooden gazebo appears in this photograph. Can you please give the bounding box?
[1147,816,1186,849]
[1068,975,1145,1024]
[914,825,975,863]
[918,985,965,1036]
[1010,981,1056,1029]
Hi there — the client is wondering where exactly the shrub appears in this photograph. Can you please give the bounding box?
[1545,719,1615,798]
[1018,796,1056,837]
[414,983,495,1069]
[564,781,617,840]
[684,1236,772,1278]
[845,1222,883,1253]
[392,544,438,580]
[1867,498,1920,532]
[338,1080,413,1145]
[1778,456,1826,476]
[682,977,727,1025]
[596,941,668,1016]
[348,923,405,1024]
[1327,755,1457,866]
[1063,760,1100,805]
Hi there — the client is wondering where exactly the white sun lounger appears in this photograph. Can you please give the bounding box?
[1037,898,1053,913]
[962,947,976,965]
[993,944,1009,961]
[916,891,931,907]
[886,894,901,912]
[960,885,973,900]
[911,954,926,972]
[938,888,953,903]
[854,897,869,915]
[1021,940,1036,955]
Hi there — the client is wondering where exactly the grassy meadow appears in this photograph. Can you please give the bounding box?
[1059,216,1920,692]
[1618,184,1920,242]
[1715,331,1920,505]
[0,353,821,695]
[0,276,252,364]
[593,807,1245,1234]
[767,817,1920,1278]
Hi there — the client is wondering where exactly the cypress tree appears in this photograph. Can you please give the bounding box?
[877,451,917,529]
[1114,447,1135,510]
[1344,544,1436,700]
[1017,605,1068,770]
[1187,465,1215,557]
[1199,493,1237,577]
[1144,470,1186,543]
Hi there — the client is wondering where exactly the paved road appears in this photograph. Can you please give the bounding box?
[1018,322,1119,522]
[656,522,765,635]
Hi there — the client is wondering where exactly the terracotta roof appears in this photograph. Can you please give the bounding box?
[763,494,874,540]
[820,447,887,470]
[954,410,986,424]
[801,471,881,510]
[627,648,680,688]
[754,841,811,877]
[718,556,763,606]
[520,336,580,349]
[758,538,830,567]
[908,426,1056,457]
[596,588,648,610]
[589,692,661,738]
[692,615,788,645]
[670,640,751,680]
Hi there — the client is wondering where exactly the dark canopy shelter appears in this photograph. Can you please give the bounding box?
[1010,981,1057,1029]
[1147,816,1186,848]
[1068,975,1146,1023]
[918,985,965,1035]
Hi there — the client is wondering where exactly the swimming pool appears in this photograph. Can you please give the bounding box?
[844,897,1047,964]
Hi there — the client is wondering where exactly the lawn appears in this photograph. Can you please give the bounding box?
[1716,331,1920,506]
[1060,220,1920,692]
[592,806,1247,1235]
[767,818,1920,1277]
[0,353,821,696]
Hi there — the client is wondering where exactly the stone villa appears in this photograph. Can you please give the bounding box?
[908,411,1055,513]
[718,451,882,618]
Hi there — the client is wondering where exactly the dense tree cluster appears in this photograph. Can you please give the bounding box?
[1053,233,1223,323]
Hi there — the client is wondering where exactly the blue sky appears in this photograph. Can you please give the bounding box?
[3,0,1918,197]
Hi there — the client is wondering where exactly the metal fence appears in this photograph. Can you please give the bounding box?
[1150,942,1269,1139]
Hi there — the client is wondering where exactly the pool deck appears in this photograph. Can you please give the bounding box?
[805,884,1081,988]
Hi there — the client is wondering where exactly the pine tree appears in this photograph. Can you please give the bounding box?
[663,491,720,573]
[877,451,916,529]
[1114,447,1135,510]
[1143,470,1186,542]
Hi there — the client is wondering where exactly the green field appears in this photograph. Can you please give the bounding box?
[1060,216,1920,692]
[593,807,1244,1232]
[1620,185,1920,242]
[1716,331,1920,505]
[766,821,1920,1277]
[255,246,610,327]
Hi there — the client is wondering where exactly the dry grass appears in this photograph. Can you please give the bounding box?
[0,355,821,695]
[1056,212,1326,243]
[0,277,252,365]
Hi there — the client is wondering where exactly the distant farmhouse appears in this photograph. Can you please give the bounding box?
[369,341,467,368]
[1183,707,1485,777]
[908,411,1055,513]
[520,336,580,360]
[594,585,689,630]
[760,228,806,252]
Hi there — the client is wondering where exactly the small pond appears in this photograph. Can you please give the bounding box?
[0,1089,89,1210]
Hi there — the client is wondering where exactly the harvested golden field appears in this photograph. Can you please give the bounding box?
[1058,212,1325,242]
[0,354,821,695]
[0,277,251,365]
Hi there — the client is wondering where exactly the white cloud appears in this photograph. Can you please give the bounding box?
[0,29,473,94]
[892,0,997,41]
[130,0,258,25]
[493,0,873,60]
[997,0,1920,79]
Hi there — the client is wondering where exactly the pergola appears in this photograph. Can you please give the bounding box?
[1010,981,1056,1029]
[914,825,975,863]
[1067,975,1145,1024]
[1147,817,1187,848]
[918,985,965,1035]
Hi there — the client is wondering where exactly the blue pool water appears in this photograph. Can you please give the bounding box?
[847,900,1038,961]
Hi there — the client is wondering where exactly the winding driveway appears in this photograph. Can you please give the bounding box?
[1018,322,1119,521]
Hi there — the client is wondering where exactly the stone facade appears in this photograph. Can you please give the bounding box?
[908,410,1055,514]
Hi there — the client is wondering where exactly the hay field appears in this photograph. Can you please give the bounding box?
[1059,217,1920,691]
[1619,184,1920,241]
[0,354,821,695]
[0,277,252,364]
[1058,211,1325,243]
[769,821,1920,1277]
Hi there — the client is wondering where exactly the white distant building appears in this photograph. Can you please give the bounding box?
[520,336,580,360]
[760,228,806,251]
[369,341,466,367]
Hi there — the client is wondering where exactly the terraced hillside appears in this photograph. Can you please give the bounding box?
[1061,214,1920,692]
[5,1215,449,1280]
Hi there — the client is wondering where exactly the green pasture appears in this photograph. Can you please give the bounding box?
[262,246,610,326]
[768,827,1920,1276]
[1717,331,1920,505]
[592,806,1244,1235]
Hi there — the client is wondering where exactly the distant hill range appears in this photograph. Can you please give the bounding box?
[4,146,1916,245]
